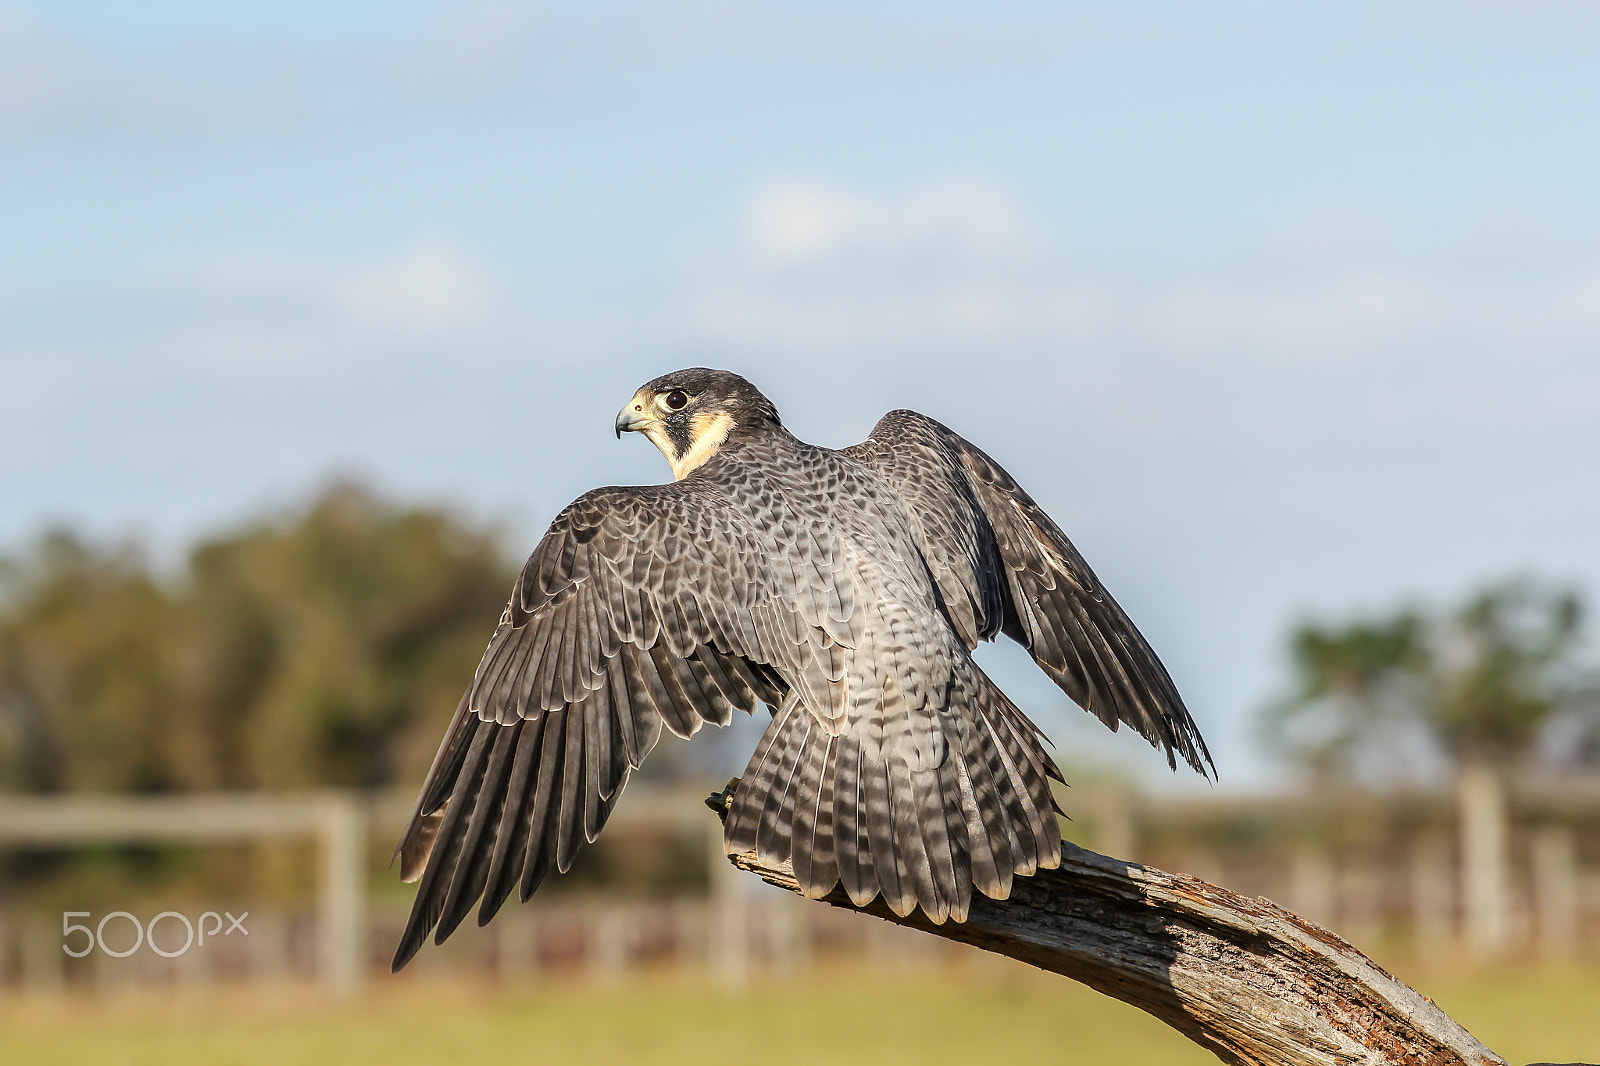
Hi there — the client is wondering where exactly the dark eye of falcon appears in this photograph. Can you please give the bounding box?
[665,390,689,410]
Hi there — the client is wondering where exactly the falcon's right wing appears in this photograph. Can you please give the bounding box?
[846,410,1213,779]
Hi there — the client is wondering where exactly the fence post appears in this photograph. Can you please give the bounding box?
[1531,824,1578,960]
[1088,783,1136,860]
[592,906,629,982]
[20,918,63,995]
[1288,843,1336,926]
[316,793,368,994]
[707,816,748,985]
[1457,762,1509,958]
[1409,833,1455,952]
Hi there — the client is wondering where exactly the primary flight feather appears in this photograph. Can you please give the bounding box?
[392,368,1211,970]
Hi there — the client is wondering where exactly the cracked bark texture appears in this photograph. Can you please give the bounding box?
[729,838,1509,1066]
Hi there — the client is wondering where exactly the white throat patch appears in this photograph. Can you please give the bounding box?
[664,410,735,481]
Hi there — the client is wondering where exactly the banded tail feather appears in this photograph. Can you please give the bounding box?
[723,660,1062,923]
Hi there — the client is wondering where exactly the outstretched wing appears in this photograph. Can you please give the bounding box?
[846,410,1213,778]
[391,483,791,971]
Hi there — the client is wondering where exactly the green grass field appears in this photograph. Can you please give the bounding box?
[3,960,1597,1065]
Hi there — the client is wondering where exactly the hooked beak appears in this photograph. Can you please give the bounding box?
[615,392,653,439]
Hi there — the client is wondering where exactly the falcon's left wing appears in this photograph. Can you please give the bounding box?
[390,483,795,971]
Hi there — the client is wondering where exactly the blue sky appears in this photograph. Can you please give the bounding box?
[4,1,1599,789]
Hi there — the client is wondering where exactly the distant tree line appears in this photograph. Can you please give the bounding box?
[0,482,513,796]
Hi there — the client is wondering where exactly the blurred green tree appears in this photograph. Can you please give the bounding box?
[0,482,513,795]
[1260,578,1599,783]
[0,531,182,793]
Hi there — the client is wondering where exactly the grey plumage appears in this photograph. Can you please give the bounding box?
[391,369,1211,971]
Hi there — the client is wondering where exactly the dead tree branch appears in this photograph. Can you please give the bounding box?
[728,838,1508,1066]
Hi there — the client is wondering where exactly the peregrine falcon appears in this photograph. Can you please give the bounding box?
[392,368,1210,970]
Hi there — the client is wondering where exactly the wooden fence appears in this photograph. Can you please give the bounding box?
[2,778,1596,993]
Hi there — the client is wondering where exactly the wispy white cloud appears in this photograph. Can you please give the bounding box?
[680,175,1600,395]
[743,177,1025,267]
[335,240,497,335]
[0,238,504,398]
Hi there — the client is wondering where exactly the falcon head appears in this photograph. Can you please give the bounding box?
[615,368,782,480]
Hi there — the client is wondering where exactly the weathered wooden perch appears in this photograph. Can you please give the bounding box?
[727,837,1511,1066]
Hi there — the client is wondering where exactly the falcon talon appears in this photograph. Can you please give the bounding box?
[705,778,740,822]
[392,368,1212,972]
